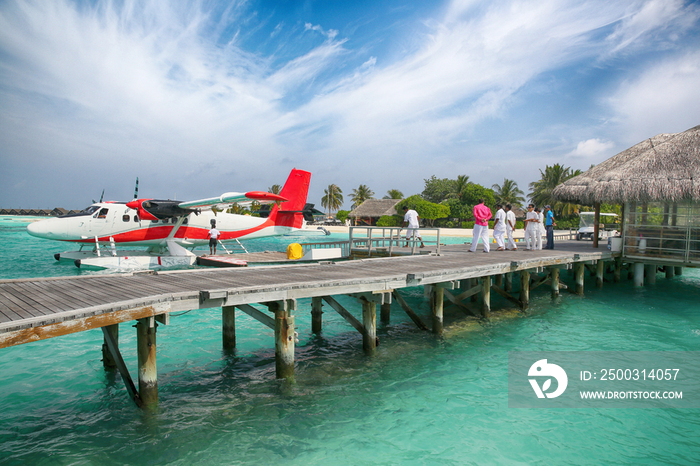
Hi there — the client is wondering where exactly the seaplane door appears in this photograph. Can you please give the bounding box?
[88,207,113,237]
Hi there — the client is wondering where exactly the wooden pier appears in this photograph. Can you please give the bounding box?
[0,240,681,407]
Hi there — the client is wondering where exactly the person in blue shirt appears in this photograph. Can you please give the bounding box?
[544,205,556,249]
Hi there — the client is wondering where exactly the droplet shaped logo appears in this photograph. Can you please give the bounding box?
[528,359,568,399]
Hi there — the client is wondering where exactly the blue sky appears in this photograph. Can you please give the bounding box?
[1,0,699,210]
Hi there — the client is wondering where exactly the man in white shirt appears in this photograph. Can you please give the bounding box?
[493,204,507,251]
[524,204,540,251]
[505,204,517,250]
[207,220,221,255]
[402,206,425,248]
[535,207,544,250]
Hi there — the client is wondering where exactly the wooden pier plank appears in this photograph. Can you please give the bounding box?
[0,242,615,342]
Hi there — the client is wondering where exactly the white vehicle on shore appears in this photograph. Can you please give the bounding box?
[576,212,619,241]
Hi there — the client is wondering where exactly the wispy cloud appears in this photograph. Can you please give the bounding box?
[0,0,698,208]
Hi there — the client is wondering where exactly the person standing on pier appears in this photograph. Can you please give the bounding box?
[469,199,492,253]
[402,206,425,248]
[524,204,539,250]
[535,207,544,250]
[207,220,221,255]
[505,204,517,250]
[493,204,507,251]
[544,205,556,249]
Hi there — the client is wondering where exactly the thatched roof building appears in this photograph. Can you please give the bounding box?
[552,125,699,204]
[552,124,700,266]
[348,199,402,225]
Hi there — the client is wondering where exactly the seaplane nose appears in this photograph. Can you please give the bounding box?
[27,218,61,239]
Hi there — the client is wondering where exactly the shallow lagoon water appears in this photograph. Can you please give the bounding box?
[1,216,699,465]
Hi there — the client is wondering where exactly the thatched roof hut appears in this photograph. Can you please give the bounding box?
[552,125,700,204]
[348,199,402,225]
[552,124,700,265]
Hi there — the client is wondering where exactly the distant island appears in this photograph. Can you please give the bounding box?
[0,208,81,216]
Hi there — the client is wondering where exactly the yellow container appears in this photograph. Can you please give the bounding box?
[287,243,303,260]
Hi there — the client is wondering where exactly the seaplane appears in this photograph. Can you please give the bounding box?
[27,169,316,270]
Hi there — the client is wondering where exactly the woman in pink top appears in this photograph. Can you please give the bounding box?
[469,199,493,253]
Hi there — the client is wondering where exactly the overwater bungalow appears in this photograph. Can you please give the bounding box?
[553,124,700,267]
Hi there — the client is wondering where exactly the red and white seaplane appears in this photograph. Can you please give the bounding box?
[27,169,314,270]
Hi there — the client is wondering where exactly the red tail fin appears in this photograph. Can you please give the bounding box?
[268,169,311,228]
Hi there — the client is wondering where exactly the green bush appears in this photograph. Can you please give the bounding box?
[376,215,402,227]
[336,210,350,223]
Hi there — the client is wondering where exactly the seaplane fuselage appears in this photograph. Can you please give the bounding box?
[27,169,311,250]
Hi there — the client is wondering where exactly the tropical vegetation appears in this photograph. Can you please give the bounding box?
[491,178,525,208]
[321,184,344,217]
[383,189,404,199]
[528,164,582,217]
[350,184,375,207]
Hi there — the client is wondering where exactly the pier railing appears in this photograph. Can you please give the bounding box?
[349,226,441,257]
[300,239,352,257]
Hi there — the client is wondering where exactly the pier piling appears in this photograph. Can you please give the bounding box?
[520,270,530,309]
[361,298,377,353]
[481,277,491,318]
[222,306,236,350]
[430,286,444,335]
[596,260,605,288]
[136,317,158,407]
[311,297,323,333]
[550,267,560,298]
[270,300,296,379]
[574,262,585,295]
[634,262,645,287]
[645,264,657,285]
[101,324,119,369]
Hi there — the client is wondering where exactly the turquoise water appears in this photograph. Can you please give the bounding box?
[1,216,699,465]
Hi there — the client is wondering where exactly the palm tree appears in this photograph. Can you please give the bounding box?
[528,164,582,215]
[268,184,282,195]
[321,184,343,217]
[451,175,470,202]
[350,184,374,207]
[383,189,404,199]
[491,178,525,207]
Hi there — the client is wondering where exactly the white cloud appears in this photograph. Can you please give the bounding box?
[568,139,615,158]
[608,51,700,142]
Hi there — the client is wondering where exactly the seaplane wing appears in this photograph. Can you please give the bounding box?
[178,191,288,209]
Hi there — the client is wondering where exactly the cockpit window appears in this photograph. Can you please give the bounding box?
[83,205,100,215]
[96,208,109,219]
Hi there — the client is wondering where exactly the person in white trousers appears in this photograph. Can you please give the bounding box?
[535,207,544,250]
[493,204,507,251]
[469,199,493,253]
[524,204,540,250]
[505,204,517,250]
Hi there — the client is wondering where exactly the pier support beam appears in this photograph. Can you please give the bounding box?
[430,286,444,335]
[505,272,513,293]
[361,298,377,353]
[549,267,560,298]
[665,265,675,279]
[574,263,585,295]
[101,324,119,369]
[311,297,323,333]
[494,274,503,288]
[380,302,391,325]
[645,264,657,285]
[270,301,295,379]
[222,306,236,350]
[481,277,491,318]
[614,258,621,283]
[596,260,605,288]
[520,270,530,309]
[136,317,158,407]
[675,267,683,276]
[633,263,645,287]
